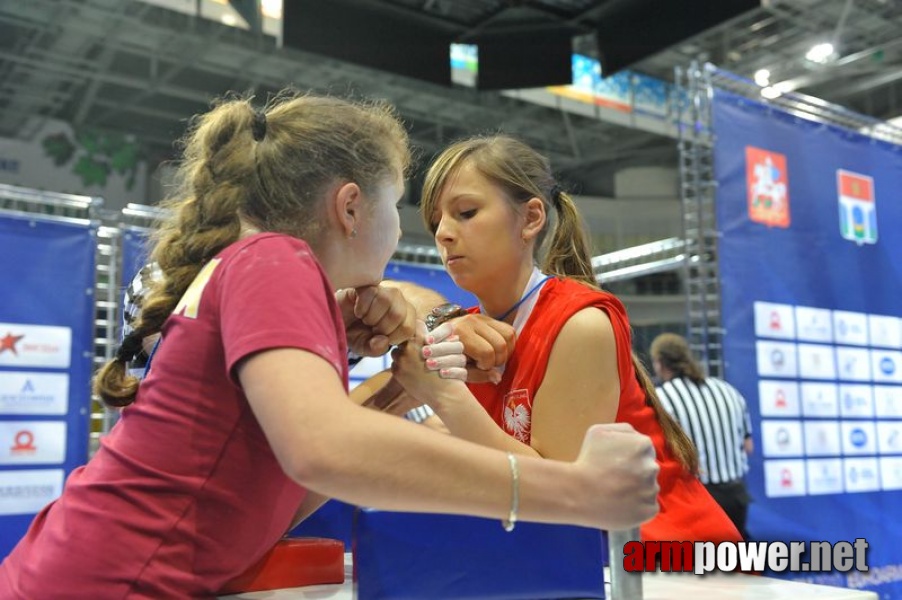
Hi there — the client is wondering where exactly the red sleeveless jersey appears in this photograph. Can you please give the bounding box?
[468,277,740,543]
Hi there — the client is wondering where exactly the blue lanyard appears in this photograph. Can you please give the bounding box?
[493,275,553,321]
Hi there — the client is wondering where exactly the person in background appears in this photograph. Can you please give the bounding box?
[0,92,660,598]
[650,332,754,540]
[402,134,740,543]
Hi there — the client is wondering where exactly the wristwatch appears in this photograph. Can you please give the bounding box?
[424,302,468,332]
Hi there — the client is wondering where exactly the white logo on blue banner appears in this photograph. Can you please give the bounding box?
[797,343,837,380]
[833,311,869,346]
[0,323,71,369]
[0,421,67,465]
[835,346,872,382]
[871,350,902,383]
[761,420,804,457]
[758,380,800,417]
[0,469,64,516]
[754,302,796,339]
[756,340,798,378]
[806,459,844,495]
[874,386,902,418]
[800,382,839,417]
[764,459,806,497]
[876,421,902,455]
[839,384,875,418]
[843,457,880,493]
[795,306,833,343]
[879,457,902,491]
[868,314,901,349]
[803,421,841,457]
[841,421,877,455]
[0,372,69,415]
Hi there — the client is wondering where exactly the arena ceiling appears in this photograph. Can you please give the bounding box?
[1,0,901,199]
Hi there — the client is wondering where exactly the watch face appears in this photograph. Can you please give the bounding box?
[426,303,466,331]
[431,303,463,318]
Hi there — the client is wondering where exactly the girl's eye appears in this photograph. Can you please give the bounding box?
[460,209,477,219]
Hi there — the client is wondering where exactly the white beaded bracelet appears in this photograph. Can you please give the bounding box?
[502,452,520,532]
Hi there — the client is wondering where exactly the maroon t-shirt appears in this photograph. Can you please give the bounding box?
[1,233,349,598]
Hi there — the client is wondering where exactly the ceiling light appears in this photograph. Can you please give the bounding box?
[761,86,782,99]
[805,43,835,64]
[754,69,771,86]
[221,13,238,26]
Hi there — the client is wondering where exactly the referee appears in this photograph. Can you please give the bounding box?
[650,333,754,540]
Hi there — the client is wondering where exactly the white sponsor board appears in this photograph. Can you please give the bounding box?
[0,469,64,515]
[833,311,869,346]
[806,458,844,495]
[803,421,841,457]
[835,347,871,382]
[843,457,880,493]
[0,323,72,369]
[879,456,902,491]
[800,382,839,417]
[0,421,67,465]
[838,384,875,418]
[759,380,800,417]
[871,350,902,384]
[876,421,902,455]
[754,302,796,339]
[874,386,902,418]
[868,314,901,349]
[756,341,798,378]
[761,420,804,457]
[0,372,69,415]
[795,306,833,343]
[797,343,837,380]
[841,421,877,455]
[764,459,806,497]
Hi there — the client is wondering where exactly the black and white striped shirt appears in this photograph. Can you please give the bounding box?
[656,376,751,485]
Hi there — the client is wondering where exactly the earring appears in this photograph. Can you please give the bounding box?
[350,228,358,239]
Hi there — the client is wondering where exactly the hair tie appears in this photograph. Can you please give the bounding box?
[549,184,563,209]
[251,110,267,142]
[116,334,144,363]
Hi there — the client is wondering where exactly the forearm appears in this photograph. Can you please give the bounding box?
[241,349,649,532]
[298,401,583,527]
[425,385,540,457]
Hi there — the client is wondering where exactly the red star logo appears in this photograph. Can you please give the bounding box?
[0,332,25,356]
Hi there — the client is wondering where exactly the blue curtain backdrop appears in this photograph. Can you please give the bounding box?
[0,214,96,558]
[714,89,902,597]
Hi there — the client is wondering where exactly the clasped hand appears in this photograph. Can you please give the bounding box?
[336,285,417,357]
[338,284,515,382]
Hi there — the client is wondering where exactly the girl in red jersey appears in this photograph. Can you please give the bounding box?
[398,135,741,544]
[0,95,660,599]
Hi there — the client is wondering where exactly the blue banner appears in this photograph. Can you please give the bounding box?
[714,89,902,596]
[0,213,97,558]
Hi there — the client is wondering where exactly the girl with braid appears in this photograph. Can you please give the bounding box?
[0,94,661,598]
[401,135,741,543]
